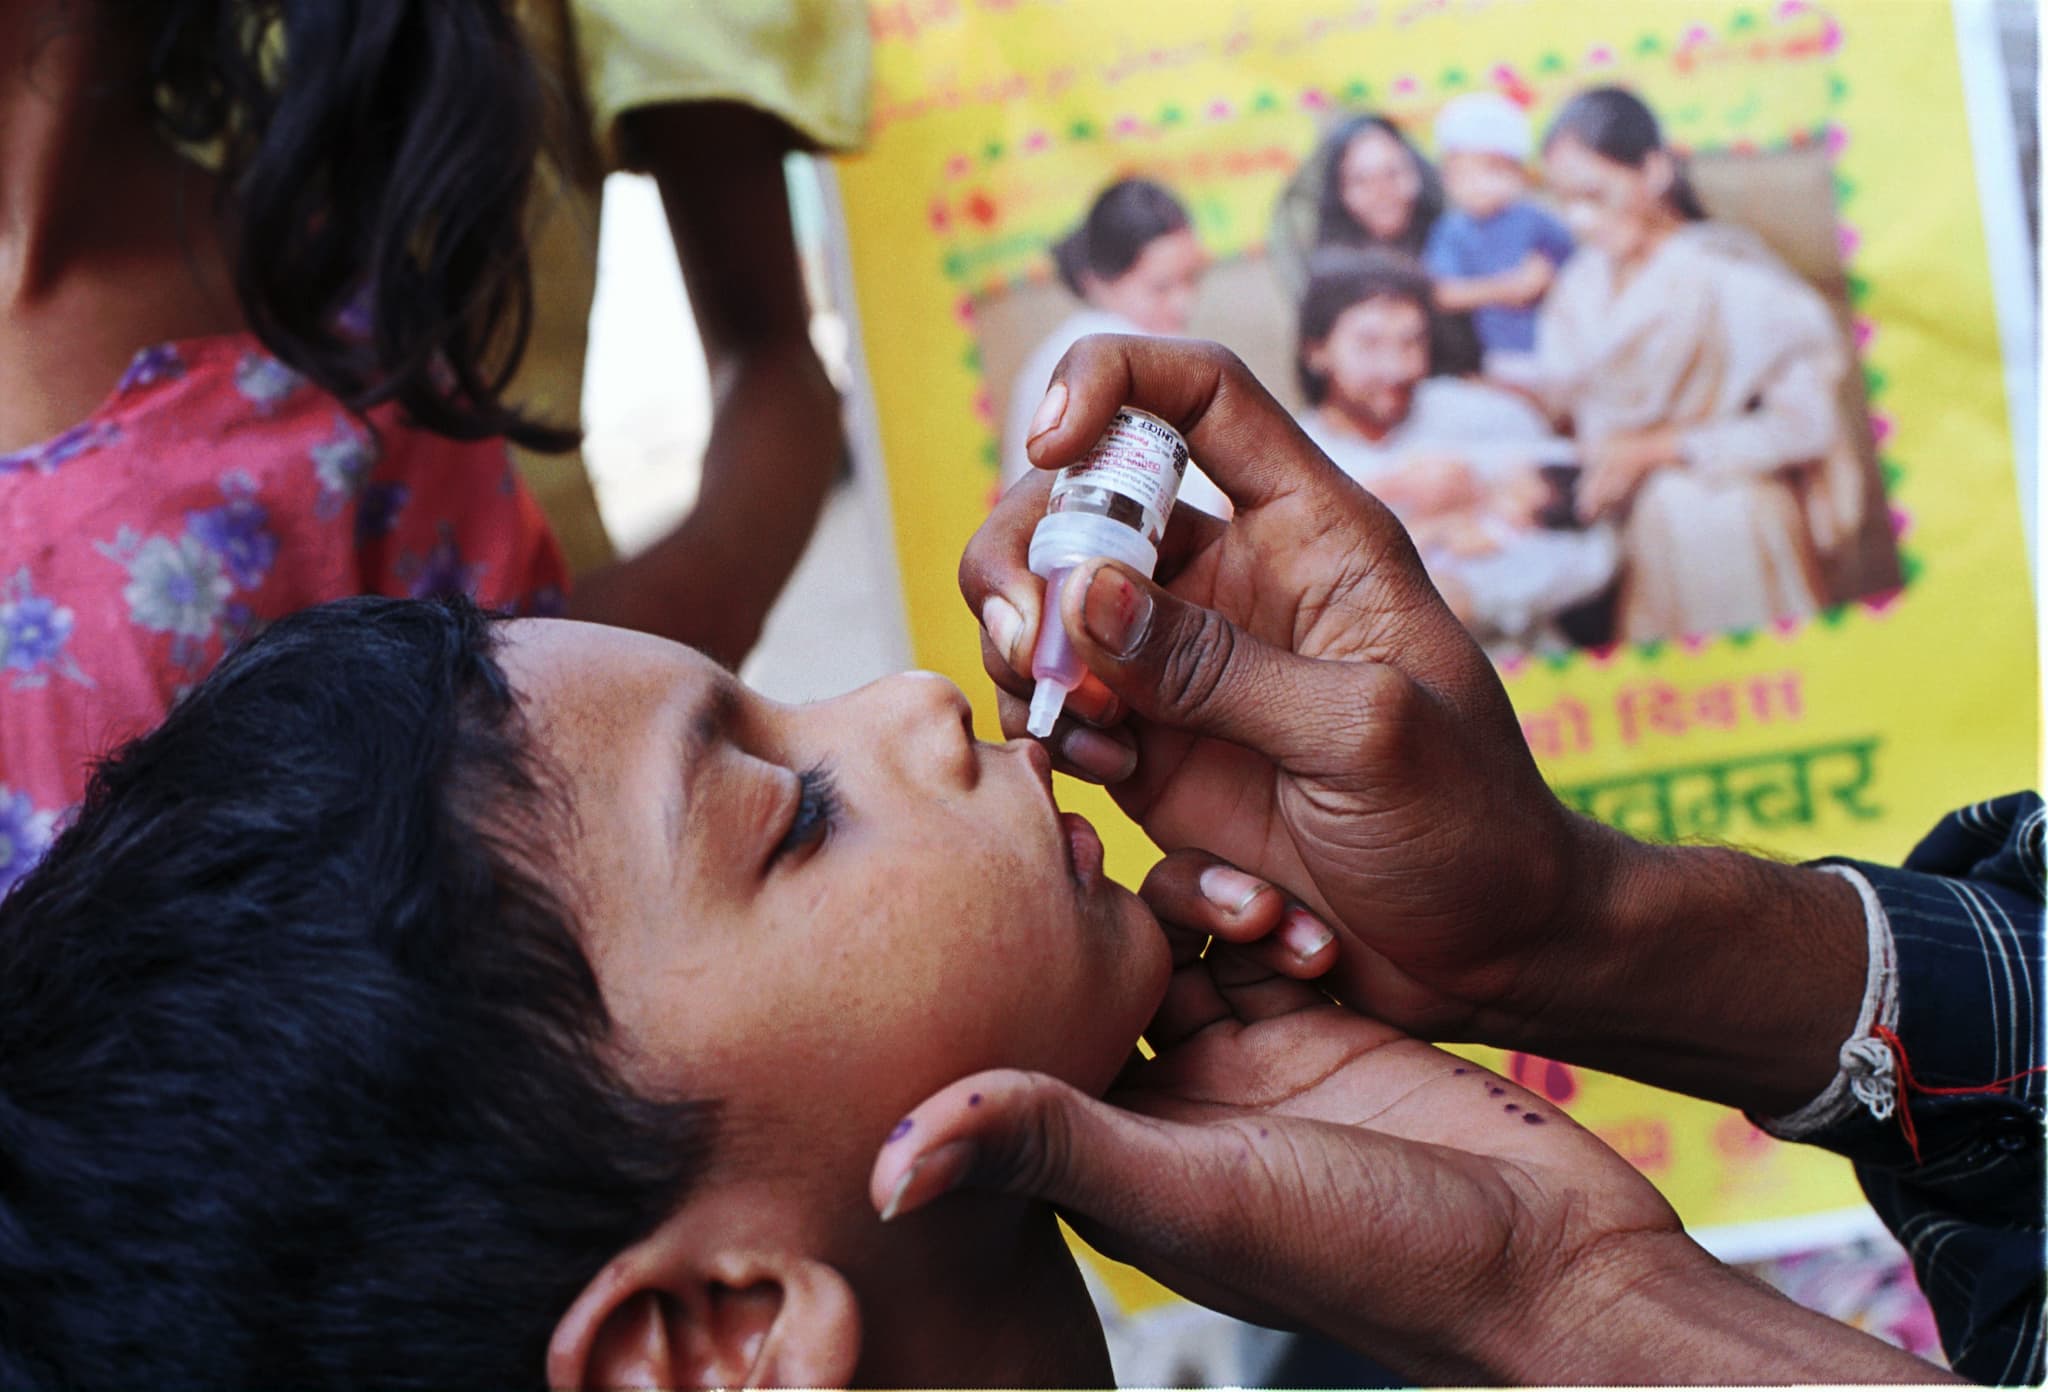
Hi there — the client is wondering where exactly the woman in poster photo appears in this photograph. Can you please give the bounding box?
[1000,182,1193,472]
[1498,86,1864,643]
[1270,113,1484,374]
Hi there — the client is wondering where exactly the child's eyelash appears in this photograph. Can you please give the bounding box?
[775,763,839,860]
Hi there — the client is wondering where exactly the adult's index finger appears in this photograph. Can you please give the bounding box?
[1024,334,1345,519]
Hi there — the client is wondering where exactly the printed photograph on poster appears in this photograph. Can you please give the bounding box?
[977,82,1900,661]
[838,0,2037,1272]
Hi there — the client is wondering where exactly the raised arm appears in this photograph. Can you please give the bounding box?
[567,101,841,668]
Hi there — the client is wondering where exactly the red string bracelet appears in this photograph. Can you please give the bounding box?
[1872,1023,2048,1165]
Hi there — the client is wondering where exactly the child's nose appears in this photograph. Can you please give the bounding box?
[871,671,978,783]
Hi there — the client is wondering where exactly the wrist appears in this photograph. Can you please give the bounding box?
[1462,810,1640,1047]
[1474,823,1869,1116]
[1487,1231,1953,1384]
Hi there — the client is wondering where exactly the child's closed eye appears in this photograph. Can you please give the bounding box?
[775,764,840,863]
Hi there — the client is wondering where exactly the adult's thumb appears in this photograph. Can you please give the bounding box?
[1055,558,1375,765]
[870,1069,1204,1243]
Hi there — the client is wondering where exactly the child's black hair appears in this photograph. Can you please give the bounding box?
[1051,177,1192,299]
[1312,113,1446,258]
[1543,86,1709,222]
[0,596,712,1389]
[107,0,573,448]
[1295,248,1438,404]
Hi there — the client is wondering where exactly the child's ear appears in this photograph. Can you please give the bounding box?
[547,1215,861,1390]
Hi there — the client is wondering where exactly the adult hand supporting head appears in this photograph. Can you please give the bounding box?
[868,864,1956,1385]
[962,334,1620,1040]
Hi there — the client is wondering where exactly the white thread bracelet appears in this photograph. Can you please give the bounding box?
[1758,864,1900,1138]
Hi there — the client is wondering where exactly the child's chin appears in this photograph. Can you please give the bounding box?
[1107,907,1176,1077]
[1113,886,1174,972]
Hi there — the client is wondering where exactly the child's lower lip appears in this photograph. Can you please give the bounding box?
[1059,811,1103,884]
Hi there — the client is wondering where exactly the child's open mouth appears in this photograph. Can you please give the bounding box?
[1060,810,1103,884]
[1005,736,1104,885]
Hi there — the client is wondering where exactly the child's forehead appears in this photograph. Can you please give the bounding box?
[505,620,725,716]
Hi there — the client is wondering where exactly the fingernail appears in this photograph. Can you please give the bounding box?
[879,1140,978,1223]
[1058,724,1138,783]
[1081,565,1151,658]
[1027,381,1068,442]
[1280,907,1335,962]
[1200,865,1267,917]
[879,1168,916,1224]
[982,594,1025,666]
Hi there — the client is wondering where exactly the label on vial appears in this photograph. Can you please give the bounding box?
[1050,407,1190,541]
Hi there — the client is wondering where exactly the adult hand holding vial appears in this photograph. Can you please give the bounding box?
[1025,407,1190,736]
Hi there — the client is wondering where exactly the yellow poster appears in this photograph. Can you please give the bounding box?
[832,0,2038,1279]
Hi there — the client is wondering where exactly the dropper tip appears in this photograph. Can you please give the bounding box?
[1026,679,1068,739]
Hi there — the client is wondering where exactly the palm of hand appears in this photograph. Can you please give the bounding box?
[1105,958,1678,1349]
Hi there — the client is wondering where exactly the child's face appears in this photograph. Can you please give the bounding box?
[496,621,1171,1223]
[1337,127,1422,242]
[1309,294,1432,434]
[1083,226,1206,335]
[1440,150,1526,220]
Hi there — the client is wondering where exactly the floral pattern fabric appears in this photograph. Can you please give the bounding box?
[0,336,567,895]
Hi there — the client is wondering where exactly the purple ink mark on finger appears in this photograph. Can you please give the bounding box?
[1259,1127,1270,1139]
[968,1093,983,1107]
[1488,1085,1505,1097]
[1504,1103,1520,1114]
[888,1118,913,1142]
[1522,1113,1546,1125]
[1452,1067,1469,1075]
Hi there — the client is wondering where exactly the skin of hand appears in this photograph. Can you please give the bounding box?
[566,102,842,669]
[870,858,1957,1386]
[1372,452,1484,518]
[1430,253,1554,315]
[1434,569,1478,628]
[962,335,1870,1119]
[1506,249,1557,306]
[1492,464,1552,528]
[1414,514,1504,559]
[962,334,1600,1043]
[1575,425,1683,523]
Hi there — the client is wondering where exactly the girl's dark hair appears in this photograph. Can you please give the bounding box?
[0,596,709,1388]
[119,0,573,449]
[1052,177,1192,299]
[1313,113,1445,257]
[1295,248,1437,404]
[1543,86,1709,222]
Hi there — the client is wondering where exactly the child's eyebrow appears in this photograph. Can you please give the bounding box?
[664,675,744,848]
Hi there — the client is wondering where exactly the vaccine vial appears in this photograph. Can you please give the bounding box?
[1025,407,1190,737]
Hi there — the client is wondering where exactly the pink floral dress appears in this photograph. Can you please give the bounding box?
[0,336,567,893]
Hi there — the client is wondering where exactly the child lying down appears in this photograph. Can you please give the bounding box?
[0,596,1177,1389]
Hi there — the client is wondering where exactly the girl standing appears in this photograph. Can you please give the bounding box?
[0,0,567,890]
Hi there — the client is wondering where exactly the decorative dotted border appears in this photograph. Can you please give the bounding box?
[932,2,1845,186]
[925,1,1915,672]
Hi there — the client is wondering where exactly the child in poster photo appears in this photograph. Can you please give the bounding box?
[1423,93,1575,363]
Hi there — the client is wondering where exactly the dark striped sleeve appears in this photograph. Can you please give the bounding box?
[1808,793,2044,1386]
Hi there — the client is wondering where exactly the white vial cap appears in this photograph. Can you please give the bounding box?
[1026,678,1069,738]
